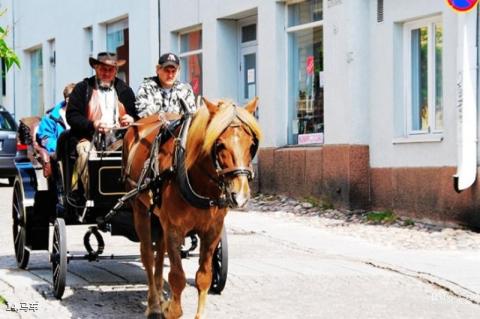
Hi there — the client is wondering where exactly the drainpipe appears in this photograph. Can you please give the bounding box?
[158,0,161,56]
[453,8,478,192]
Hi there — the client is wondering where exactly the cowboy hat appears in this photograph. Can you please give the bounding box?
[89,52,126,68]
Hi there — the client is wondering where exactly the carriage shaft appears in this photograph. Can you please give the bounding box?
[67,253,140,261]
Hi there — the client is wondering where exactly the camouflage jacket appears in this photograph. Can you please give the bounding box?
[135,77,196,117]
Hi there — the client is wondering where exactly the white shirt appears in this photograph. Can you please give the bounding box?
[98,89,116,126]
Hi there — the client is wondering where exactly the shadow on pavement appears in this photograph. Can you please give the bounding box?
[0,251,189,318]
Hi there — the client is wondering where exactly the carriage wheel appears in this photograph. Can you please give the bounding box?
[51,218,67,299]
[209,227,228,294]
[12,180,30,269]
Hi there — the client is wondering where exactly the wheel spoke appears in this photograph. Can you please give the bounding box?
[15,238,21,258]
[53,265,59,279]
[15,231,23,261]
[12,203,19,217]
[14,229,21,246]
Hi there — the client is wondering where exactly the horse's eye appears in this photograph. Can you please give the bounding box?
[215,142,225,151]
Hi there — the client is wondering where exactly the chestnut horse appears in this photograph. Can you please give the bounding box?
[122,97,262,318]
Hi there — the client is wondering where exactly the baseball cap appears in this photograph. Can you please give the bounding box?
[158,53,180,68]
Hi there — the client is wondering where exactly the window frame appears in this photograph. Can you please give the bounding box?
[403,15,443,137]
[178,27,203,97]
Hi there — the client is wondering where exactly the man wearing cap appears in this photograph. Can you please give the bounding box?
[135,52,196,117]
[67,52,137,199]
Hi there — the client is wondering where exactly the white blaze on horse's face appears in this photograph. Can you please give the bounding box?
[217,125,255,208]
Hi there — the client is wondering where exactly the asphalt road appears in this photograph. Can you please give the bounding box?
[0,181,479,318]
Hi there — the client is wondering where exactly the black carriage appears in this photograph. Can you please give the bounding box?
[12,117,228,299]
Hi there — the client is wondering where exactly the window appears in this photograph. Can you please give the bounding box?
[30,48,44,116]
[404,16,443,135]
[0,111,16,130]
[179,29,202,97]
[288,0,322,27]
[287,0,324,145]
[241,24,257,43]
[107,19,129,84]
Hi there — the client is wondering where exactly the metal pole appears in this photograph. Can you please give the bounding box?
[11,0,16,118]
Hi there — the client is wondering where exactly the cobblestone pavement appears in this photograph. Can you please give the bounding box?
[249,194,480,251]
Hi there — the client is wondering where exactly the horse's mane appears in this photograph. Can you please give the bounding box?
[185,100,262,169]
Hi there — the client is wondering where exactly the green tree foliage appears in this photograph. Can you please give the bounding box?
[0,8,19,71]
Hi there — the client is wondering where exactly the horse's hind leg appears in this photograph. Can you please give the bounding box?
[194,227,223,319]
[162,228,186,319]
[132,200,162,317]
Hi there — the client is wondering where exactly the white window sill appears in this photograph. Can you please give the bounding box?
[392,134,443,144]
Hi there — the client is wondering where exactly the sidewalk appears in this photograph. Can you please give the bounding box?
[229,200,480,305]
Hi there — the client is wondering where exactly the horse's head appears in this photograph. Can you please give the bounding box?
[186,97,262,208]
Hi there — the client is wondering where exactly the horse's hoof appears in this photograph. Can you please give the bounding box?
[145,304,163,319]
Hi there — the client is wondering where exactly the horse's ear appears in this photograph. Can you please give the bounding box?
[202,97,218,115]
[244,97,259,114]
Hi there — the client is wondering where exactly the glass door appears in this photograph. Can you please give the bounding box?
[238,20,257,108]
[240,47,257,105]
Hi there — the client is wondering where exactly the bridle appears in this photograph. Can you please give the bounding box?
[210,120,258,183]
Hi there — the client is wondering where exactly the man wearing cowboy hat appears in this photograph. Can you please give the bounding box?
[135,52,196,117]
[66,52,137,199]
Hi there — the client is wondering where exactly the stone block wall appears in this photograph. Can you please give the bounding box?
[257,145,480,228]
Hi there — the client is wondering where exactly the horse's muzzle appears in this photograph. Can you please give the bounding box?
[225,174,251,208]
[228,191,250,208]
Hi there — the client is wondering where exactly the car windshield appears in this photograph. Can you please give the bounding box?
[0,112,17,131]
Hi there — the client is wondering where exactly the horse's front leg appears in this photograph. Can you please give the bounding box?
[162,227,186,319]
[194,227,223,319]
[132,200,162,317]
[153,209,166,305]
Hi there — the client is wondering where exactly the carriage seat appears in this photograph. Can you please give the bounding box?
[18,117,53,177]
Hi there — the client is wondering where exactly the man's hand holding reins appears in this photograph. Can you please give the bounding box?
[119,114,134,126]
[93,120,110,133]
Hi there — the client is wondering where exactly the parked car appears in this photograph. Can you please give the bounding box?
[0,106,18,185]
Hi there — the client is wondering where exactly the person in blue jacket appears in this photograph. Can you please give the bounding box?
[37,83,76,153]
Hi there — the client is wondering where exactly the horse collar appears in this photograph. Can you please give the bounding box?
[174,116,229,209]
